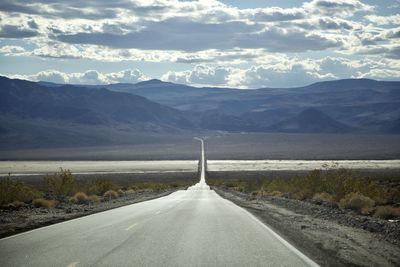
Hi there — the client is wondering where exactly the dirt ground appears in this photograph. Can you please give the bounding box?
[215,187,400,267]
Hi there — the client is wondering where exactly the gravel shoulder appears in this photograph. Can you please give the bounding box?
[215,187,400,267]
[0,188,183,239]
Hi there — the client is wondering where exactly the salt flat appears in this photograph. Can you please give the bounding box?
[1,159,399,176]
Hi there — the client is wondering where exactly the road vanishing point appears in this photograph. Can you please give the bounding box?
[0,138,319,267]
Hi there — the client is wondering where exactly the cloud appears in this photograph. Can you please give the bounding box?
[236,27,341,52]
[0,0,399,85]
[243,7,305,22]
[10,69,149,85]
[161,62,332,88]
[354,44,400,59]
[34,70,68,84]
[0,24,38,38]
[105,69,149,84]
[0,45,26,55]
[162,57,400,88]
[0,0,121,20]
[303,0,373,16]
[162,65,230,86]
[55,17,341,52]
[55,18,260,51]
[4,56,400,88]
[365,15,400,26]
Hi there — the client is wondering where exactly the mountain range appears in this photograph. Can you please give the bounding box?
[1,76,399,149]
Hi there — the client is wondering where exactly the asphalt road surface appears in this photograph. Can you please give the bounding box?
[0,139,318,267]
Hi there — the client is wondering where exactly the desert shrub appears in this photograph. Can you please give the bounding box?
[88,195,100,204]
[3,200,26,210]
[260,169,391,204]
[88,179,118,195]
[43,168,77,197]
[128,182,168,192]
[125,189,136,194]
[313,192,335,203]
[33,198,57,209]
[269,190,283,197]
[0,177,42,205]
[117,189,124,197]
[103,190,119,200]
[373,206,400,219]
[339,192,375,215]
[69,192,88,204]
[387,187,400,204]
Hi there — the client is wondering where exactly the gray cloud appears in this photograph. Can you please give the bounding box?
[0,0,121,19]
[27,19,39,29]
[56,18,261,51]
[0,25,38,38]
[304,0,373,16]
[55,17,340,52]
[247,8,305,22]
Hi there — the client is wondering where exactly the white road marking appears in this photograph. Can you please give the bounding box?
[66,261,79,267]
[125,223,138,231]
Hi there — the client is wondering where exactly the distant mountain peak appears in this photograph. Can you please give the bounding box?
[135,79,168,86]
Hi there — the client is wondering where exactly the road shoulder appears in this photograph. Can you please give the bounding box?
[0,189,181,239]
[214,187,400,267]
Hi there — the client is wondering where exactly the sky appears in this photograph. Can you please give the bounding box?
[0,0,399,88]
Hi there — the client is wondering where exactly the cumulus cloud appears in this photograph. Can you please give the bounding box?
[162,57,400,88]
[162,65,231,86]
[0,0,399,86]
[0,45,26,55]
[162,62,331,88]
[365,15,400,26]
[10,69,149,85]
[0,0,359,54]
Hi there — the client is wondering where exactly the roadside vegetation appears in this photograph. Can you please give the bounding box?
[0,168,192,210]
[209,168,400,219]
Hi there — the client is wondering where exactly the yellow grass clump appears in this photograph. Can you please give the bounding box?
[32,198,57,209]
[69,192,89,204]
[373,206,400,219]
[339,192,375,215]
[103,190,119,200]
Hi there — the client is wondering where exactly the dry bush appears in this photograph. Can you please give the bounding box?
[261,169,391,205]
[269,190,283,197]
[313,192,335,203]
[128,182,168,192]
[125,189,136,194]
[292,191,308,200]
[103,190,119,200]
[33,198,57,209]
[0,177,42,205]
[69,192,88,204]
[3,200,26,210]
[117,189,124,197]
[87,179,118,195]
[339,192,375,215]
[88,195,100,204]
[43,168,77,197]
[373,206,400,219]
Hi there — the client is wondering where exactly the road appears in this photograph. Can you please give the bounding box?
[0,139,318,267]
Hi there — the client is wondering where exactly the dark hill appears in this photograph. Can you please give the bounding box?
[268,108,355,133]
[0,76,192,129]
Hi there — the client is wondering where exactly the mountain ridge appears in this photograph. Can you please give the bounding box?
[0,75,399,149]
